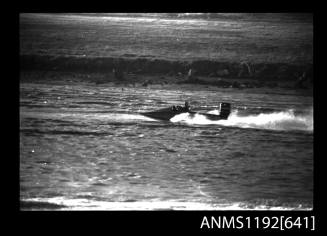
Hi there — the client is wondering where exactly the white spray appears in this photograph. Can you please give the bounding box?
[170,108,313,132]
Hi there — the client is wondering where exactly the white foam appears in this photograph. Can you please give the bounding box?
[22,197,312,211]
[170,109,313,132]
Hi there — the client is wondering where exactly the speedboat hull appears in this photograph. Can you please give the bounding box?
[141,103,231,121]
[141,107,186,121]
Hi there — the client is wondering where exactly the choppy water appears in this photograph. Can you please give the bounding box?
[20,81,313,210]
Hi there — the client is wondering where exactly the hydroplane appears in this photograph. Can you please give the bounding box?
[140,101,231,121]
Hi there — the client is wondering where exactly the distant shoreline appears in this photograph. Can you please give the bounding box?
[20,69,313,97]
[20,54,312,82]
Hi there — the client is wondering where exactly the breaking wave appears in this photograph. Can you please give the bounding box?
[170,108,313,132]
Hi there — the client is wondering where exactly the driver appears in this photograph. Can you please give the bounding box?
[184,101,191,111]
[172,101,191,112]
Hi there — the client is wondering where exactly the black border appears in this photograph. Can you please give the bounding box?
[14,7,323,234]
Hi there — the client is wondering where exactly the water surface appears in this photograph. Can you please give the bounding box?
[20,81,313,210]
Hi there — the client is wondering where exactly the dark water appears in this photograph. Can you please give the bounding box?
[20,81,313,210]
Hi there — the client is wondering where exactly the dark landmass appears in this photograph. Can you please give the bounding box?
[20,200,67,210]
[20,54,312,81]
[20,54,313,91]
[20,70,313,97]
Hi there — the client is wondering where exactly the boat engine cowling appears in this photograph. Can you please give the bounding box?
[219,102,231,119]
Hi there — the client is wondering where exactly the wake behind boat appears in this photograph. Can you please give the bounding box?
[141,102,231,121]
